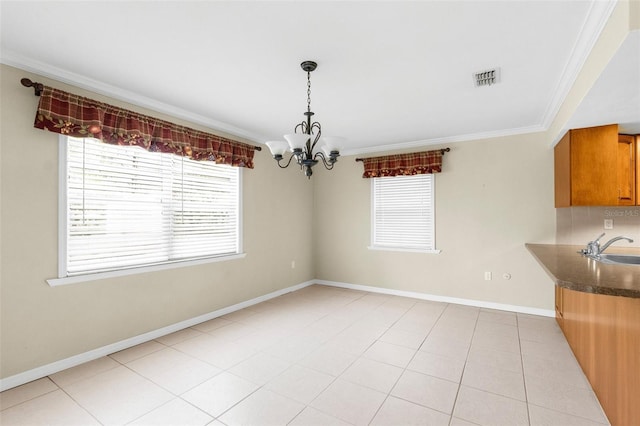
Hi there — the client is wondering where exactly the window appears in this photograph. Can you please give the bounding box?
[370,174,438,252]
[60,136,241,277]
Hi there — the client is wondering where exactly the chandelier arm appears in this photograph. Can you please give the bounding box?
[276,153,296,169]
[309,122,322,152]
[314,151,336,170]
[322,160,336,171]
[295,121,308,134]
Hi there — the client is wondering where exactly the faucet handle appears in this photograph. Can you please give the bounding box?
[582,233,606,256]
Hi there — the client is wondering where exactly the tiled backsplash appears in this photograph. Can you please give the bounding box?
[556,206,640,247]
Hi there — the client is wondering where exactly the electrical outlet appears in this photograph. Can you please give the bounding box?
[604,219,613,230]
[484,271,492,280]
[291,260,296,269]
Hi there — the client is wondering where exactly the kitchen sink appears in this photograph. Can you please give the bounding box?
[596,253,640,265]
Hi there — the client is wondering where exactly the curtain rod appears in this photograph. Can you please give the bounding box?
[20,77,263,151]
[355,147,450,162]
[21,78,44,96]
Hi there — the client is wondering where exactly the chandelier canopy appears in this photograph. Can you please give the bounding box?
[265,61,343,178]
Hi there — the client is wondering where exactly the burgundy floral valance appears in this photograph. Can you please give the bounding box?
[359,149,446,178]
[33,86,256,168]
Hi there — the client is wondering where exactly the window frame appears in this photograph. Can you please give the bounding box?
[49,135,245,286]
[369,174,441,254]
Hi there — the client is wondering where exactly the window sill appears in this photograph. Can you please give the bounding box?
[47,253,247,287]
[368,246,441,254]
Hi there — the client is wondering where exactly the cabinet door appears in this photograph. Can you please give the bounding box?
[555,285,564,328]
[617,135,635,205]
[570,124,619,206]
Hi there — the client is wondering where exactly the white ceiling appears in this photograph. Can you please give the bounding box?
[1,1,635,155]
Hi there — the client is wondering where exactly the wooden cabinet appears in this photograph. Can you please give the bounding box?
[554,284,564,328]
[617,134,635,205]
[556,287,640,426]
[554,124,639,207]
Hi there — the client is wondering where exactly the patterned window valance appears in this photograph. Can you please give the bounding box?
[359,149,447,178]
[33,86,257,168]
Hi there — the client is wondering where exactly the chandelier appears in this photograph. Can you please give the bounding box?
[265,61,343,178]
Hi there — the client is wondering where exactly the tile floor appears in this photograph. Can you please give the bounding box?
[0,284,610,426]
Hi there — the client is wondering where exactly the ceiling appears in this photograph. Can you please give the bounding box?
[0,1,635,155]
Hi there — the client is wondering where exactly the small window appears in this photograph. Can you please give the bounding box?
[370,174,438,252]
[60,136,241,277]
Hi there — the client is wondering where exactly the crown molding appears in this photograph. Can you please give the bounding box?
[1,49,267,145]
[340,124,545,157]
[539,0,618,130]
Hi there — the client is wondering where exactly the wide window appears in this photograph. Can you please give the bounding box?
[60,136,241,277]
[371,174,438,252]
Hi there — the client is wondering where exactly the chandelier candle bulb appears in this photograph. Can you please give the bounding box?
[284,134,310,151]
[265,141,289,159]
[320,136,345,157]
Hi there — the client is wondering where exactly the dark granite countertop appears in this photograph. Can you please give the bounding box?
[526,243,640,298]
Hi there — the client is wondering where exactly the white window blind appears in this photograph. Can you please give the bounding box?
[62,136,240,276]
[371,174,435,251]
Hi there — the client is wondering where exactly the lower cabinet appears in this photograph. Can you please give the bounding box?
[554,285,564,328]
[556,287,640,426]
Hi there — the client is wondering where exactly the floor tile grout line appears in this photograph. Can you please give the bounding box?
[525,401,612,426]
[54,380,105,425]
[516,312,533,426]
[0,378,61,413]
[448,305,481,426]
[129,394,212,425]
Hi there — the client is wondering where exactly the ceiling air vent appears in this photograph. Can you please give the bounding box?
[474,68,500,87]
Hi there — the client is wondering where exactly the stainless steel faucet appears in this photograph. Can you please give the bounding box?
[581,233,634,257]
[599,235,634,254]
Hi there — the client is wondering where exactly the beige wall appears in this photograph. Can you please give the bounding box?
[631,0,640,30]
[313,134,557,310]
[0,64,315,379]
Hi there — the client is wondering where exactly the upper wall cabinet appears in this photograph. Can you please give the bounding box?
[554,124,639,207]
[617,134,636,205]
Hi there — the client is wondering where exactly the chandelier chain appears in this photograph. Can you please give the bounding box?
[307,71,312,113]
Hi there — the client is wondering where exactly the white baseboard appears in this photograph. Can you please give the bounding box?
[0,280,315,392]
[315,279,556,318]
[1,278,554,392]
